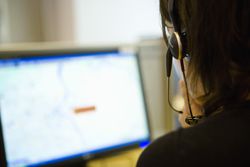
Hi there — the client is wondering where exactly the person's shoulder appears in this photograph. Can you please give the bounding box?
[136,118,221,167]
[136,129,183,167]
[136,108,250,167]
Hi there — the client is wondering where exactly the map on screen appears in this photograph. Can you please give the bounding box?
[0,52,149,167]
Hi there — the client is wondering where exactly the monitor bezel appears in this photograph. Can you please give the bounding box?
[0,46,152,167]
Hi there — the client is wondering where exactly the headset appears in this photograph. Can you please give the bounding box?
[163,0,203,125]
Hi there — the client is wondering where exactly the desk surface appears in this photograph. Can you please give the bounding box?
[87,148,143,167]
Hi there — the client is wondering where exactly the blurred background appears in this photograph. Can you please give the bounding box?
[0,0,161,44]
[0,0,181,166]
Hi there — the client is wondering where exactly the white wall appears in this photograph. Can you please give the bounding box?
[1,0,162,45]
[3,0,43,43]
[74,0,162,45]
[0,0,10,43]
[41,0,74,42]
[0,0,74,43]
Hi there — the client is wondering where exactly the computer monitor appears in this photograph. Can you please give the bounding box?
[0,47,151,167]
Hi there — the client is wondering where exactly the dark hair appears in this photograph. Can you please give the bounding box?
[160,0,250,115]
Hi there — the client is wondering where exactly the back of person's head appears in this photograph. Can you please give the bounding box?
[160,0,250,116]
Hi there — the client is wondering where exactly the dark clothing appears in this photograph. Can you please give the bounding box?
[137,102,250,167]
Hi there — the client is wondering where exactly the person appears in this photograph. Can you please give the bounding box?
[136,0,250,166]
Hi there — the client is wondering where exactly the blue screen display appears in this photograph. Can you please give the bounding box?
[0,51,150,167]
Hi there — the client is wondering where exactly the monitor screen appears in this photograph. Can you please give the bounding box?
[0,50,150,167]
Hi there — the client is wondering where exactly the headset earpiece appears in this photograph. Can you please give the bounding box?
[168,32,184,60]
